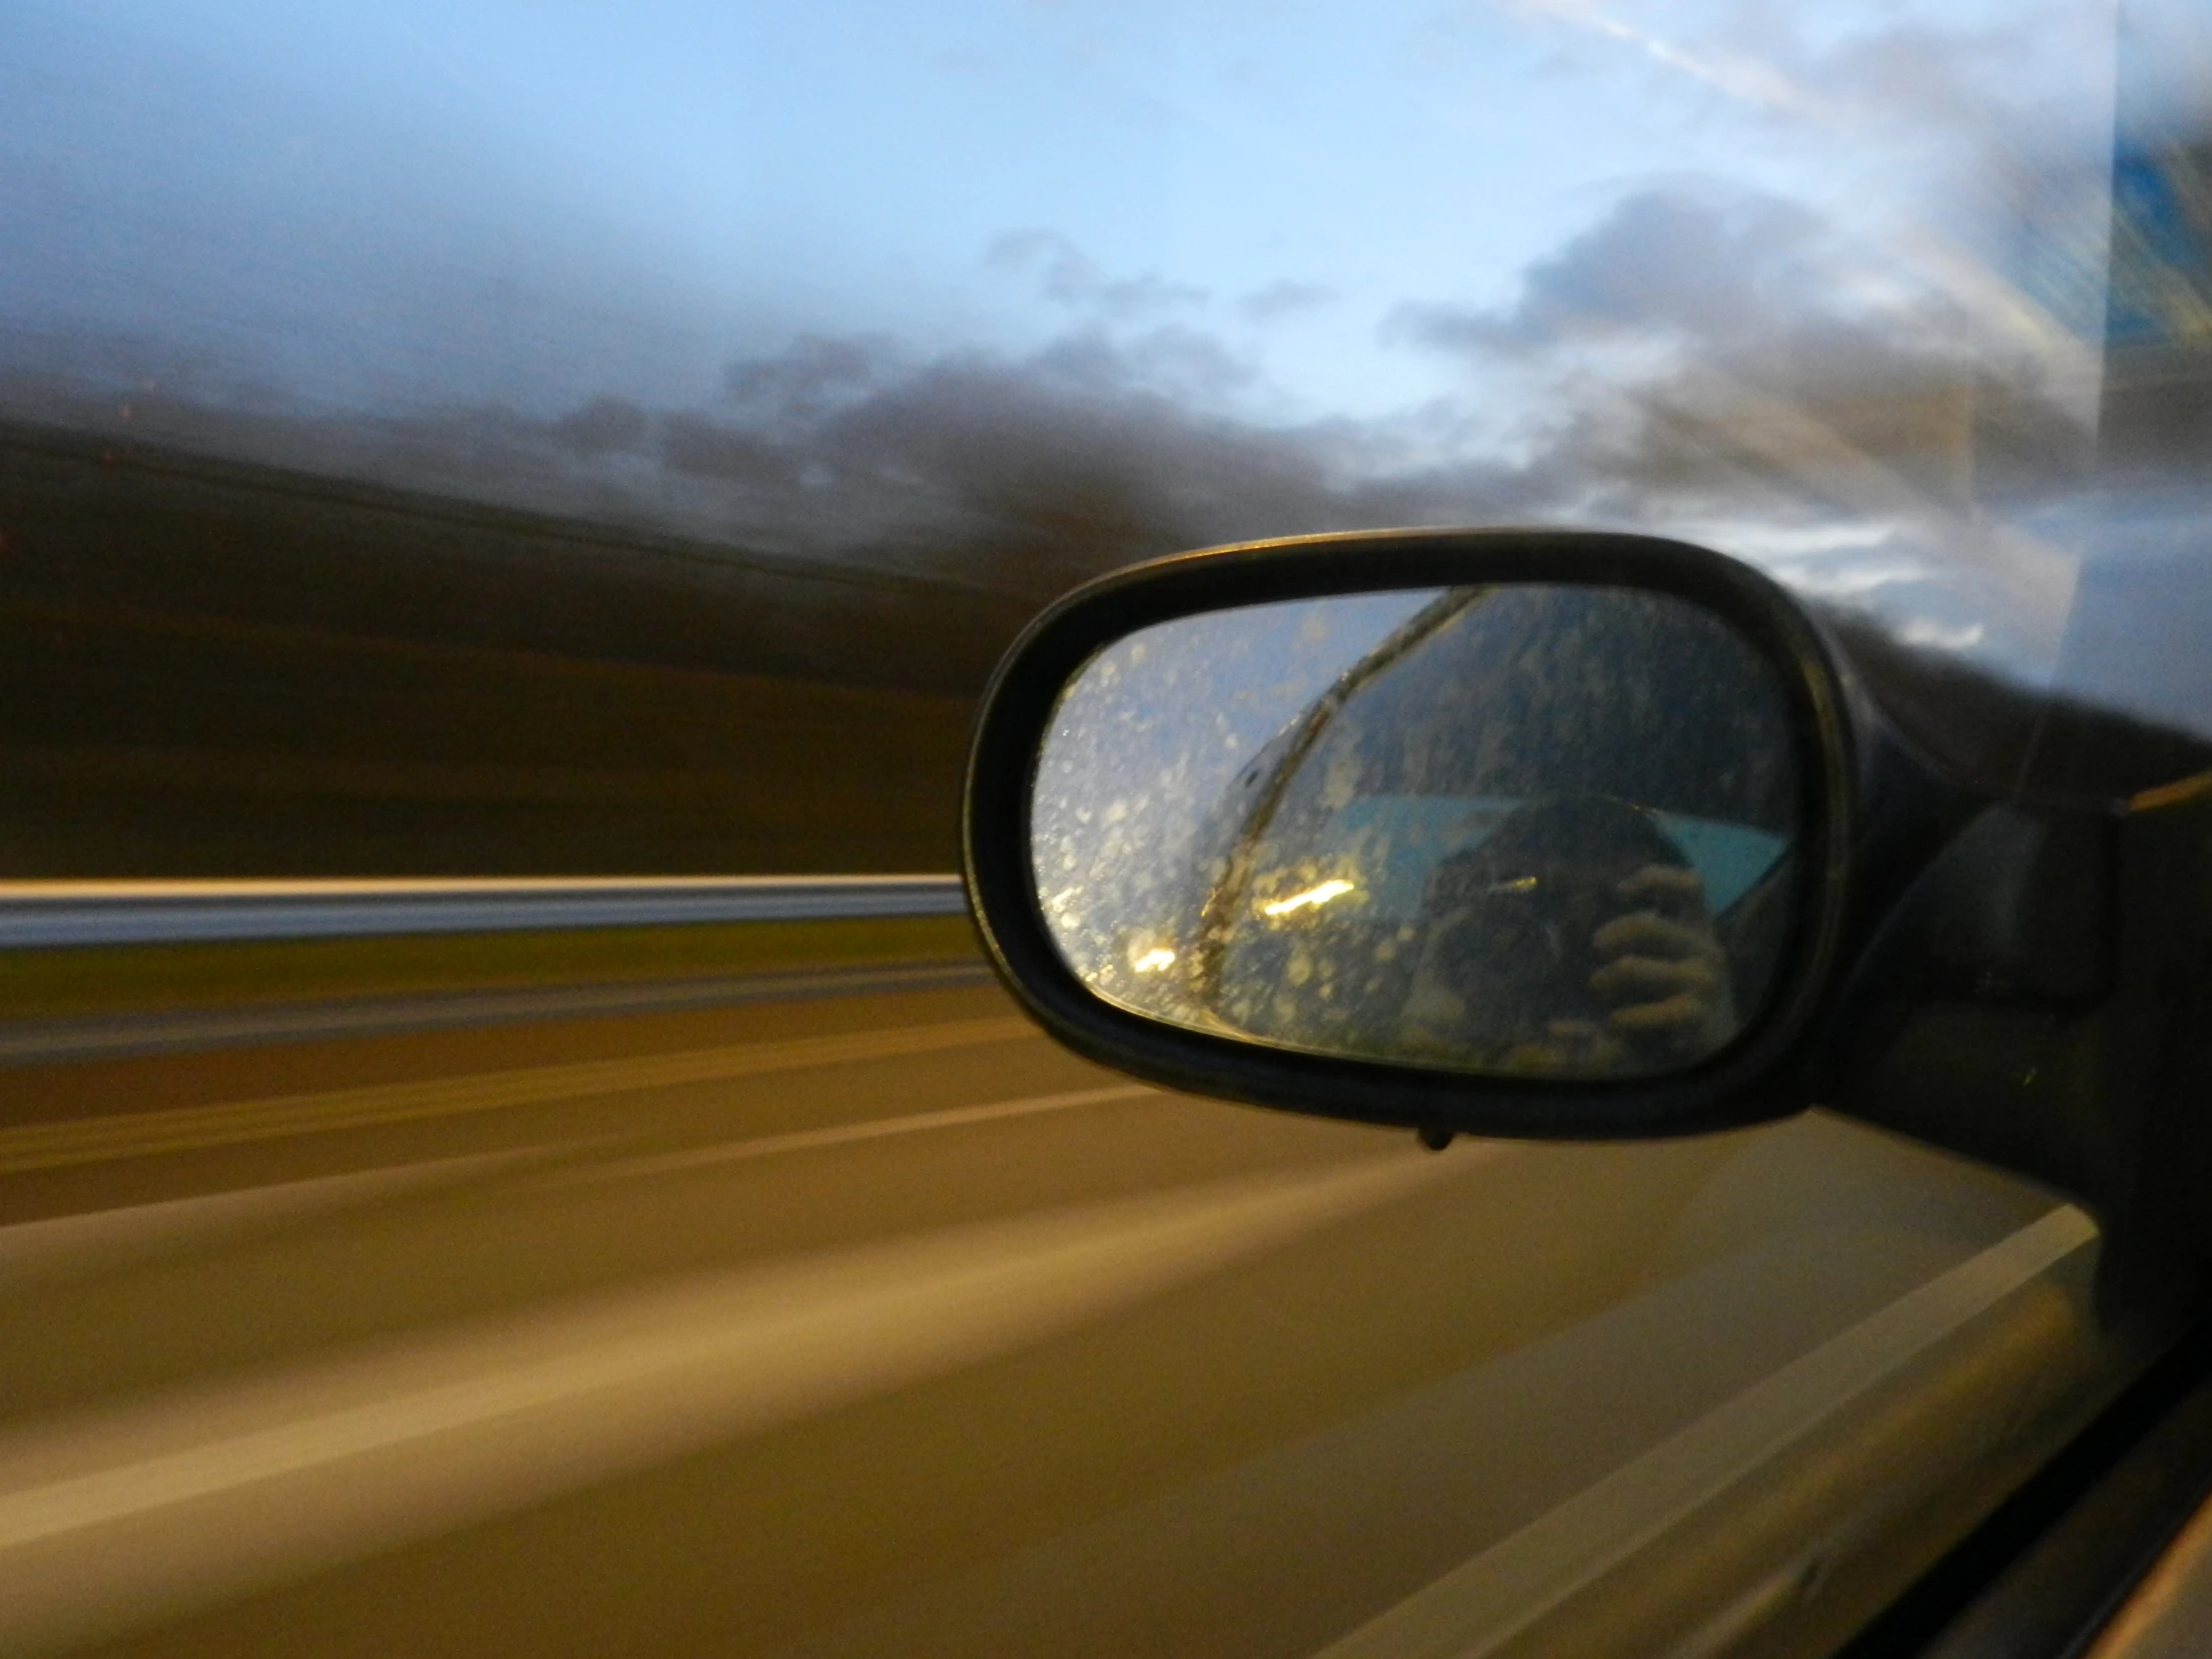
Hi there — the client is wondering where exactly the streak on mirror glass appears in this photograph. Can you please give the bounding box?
[1034,585,1802,1079]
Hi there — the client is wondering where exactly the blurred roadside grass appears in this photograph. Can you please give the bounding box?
[0,914,979,1022]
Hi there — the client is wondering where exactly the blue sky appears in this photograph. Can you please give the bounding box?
[1,0,2116,419]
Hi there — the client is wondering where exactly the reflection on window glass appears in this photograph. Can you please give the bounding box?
[0,4,2201,1658]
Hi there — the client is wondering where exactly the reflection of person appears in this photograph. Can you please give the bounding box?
[1396,797,1739,1076]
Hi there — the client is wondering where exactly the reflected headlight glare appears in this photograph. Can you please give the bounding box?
[1260,878,1356,917]
[1131,947,1177,973]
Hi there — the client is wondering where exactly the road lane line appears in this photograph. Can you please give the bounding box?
[0,1143,610,1287]
[0,1015,1039,1175]
[0,1145,1473,1655]
[566,1084,1158,1185]
[0,1085,1151,1280]
[1313,1204,2101,1659]
[0,961,994,1067]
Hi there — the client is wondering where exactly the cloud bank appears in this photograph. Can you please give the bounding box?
[0,166,2113,676]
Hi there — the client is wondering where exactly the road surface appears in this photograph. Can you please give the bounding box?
[0,976,2134,1658]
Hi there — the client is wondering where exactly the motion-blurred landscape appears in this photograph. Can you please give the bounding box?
[9,0,2196,875]
[7,8,2212,1658]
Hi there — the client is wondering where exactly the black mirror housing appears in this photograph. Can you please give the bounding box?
[963,528,1863,1141]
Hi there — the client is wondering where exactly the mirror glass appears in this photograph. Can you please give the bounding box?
[1031,585,1804,1080]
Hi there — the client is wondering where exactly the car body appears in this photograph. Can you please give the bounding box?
[960,523,2212,1656]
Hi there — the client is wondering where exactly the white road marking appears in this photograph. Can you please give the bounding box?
[0,1146,1469,1655]
[0,1085,1155,1280]
[0,1084,1150,1281]
[566,1083,1159,1185]
[0,1143,606,1287]
[0,1015,1040,1174]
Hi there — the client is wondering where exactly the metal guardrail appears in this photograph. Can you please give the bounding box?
[0,877,969,949]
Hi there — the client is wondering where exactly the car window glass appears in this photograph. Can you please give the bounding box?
[1,2,2202,1656]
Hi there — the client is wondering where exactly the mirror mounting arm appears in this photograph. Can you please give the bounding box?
[1816,780,2212,1281]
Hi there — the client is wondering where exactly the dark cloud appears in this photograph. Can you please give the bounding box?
[548,394,651,457]
[0,173,2109,673]
[1025,322,1257,402]
[1239,280,1337,323]
[695,327,1519,589]
[1392,182,2089,518]
[0,301,1541,614]
[722,333,902,422]
[1400,190,1831,352]
[657,411,791,486]
[1368,171,2119,688]
[986,231,1209,319]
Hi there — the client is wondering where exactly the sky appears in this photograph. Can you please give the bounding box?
[0,0,2161,686]
[3,0,2116,407]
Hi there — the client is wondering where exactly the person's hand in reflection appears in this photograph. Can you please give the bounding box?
[1580,861,1736,1063]
[1396,799,1738,1077]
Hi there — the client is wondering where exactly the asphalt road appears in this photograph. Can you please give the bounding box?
[0,978,2133,1659]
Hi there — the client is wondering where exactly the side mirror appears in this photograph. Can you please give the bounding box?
[963,529,1859,1140]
